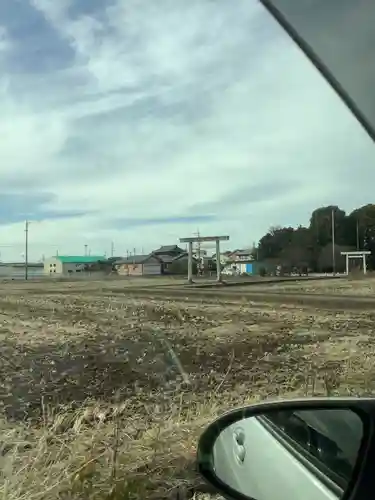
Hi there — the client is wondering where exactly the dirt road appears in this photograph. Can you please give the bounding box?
[100,284,375,310]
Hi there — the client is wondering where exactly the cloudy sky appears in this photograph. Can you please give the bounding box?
[0,0,374,261]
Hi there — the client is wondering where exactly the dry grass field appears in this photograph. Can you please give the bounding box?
[1,279,375,500]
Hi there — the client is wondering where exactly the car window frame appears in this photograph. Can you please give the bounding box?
[259,0,375,144]
[258,414,346,495]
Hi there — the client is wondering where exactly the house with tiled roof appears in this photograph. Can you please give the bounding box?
[151,244,185,273]
[114,254,163,276]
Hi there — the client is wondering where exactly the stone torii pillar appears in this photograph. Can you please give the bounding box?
[345,253,349,276]
[180,235,229,284]
[215,238,221,282]
[187,241,193,283]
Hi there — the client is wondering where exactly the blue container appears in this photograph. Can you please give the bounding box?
[245,263,253,274]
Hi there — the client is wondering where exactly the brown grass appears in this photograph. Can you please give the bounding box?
[1,281,375,499]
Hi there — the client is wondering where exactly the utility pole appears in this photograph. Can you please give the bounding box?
[356,220,360,250]
[111,241,114,258]
[196,228,201,262]
[331,209,336,275]
[25,220,29,280]
[194,228,202,275]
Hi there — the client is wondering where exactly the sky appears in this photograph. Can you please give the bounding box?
[0,0,374,261]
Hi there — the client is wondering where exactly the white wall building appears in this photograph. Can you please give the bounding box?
[44,255,105,276]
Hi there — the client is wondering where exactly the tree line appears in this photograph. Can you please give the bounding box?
[255,204,375,273]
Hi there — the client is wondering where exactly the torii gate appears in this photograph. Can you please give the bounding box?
[340,251,371,275]
[180,235,229,283]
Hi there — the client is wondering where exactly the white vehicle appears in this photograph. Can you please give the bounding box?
[211,408,362,500]
[197,398,375,500]
[213,415,339,500]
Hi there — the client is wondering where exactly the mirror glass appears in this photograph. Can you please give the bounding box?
[211,408,364,500]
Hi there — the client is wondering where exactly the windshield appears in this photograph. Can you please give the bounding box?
[260,0,375,142]
[1,1,375,499]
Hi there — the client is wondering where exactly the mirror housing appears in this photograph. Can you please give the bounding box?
[197,398,375,500]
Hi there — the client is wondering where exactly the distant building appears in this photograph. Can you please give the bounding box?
[114,254,162,276]
[192,248,208,260]
[153,245,185,257]
[152,245,185,273]
[227,249,254,262]
[214,251,232,265]
[165,252,199,275]
[44,255,105,276]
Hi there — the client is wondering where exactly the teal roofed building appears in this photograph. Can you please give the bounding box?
[44,255,106,276]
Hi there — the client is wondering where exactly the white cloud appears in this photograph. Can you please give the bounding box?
[0,0,373,261]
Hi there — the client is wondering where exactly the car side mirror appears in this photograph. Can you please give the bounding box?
[197,398,375,500]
